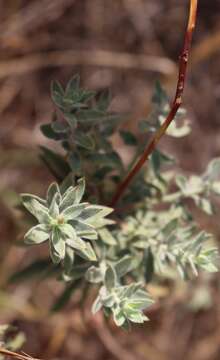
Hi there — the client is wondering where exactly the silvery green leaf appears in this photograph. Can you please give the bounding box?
[211,181,220,195]
[63,113,77,128]
[21,193,46,206]
[100,293,115,308]
[47,182,60,206]
[51,120,69,133]
[80,242,97,261]
[175,174,187,192]
[92,218,115,228]
[75,178,85,204]
[78,205,103,220]
[74,132,95,150]
[61,223,77,241]
[129,289,154,310]
[119,283,142,299]
[104,266,117,291]
[65,74,80,98]
[49,240,61,264]
[133,240,148,249]
[197,198,213,215]
[204,158,220,181]
[162,219,178,236]
[113,308,126,327]
[60,179,85,210]
[196,247,219,273]
[99,227,117,245]
[198,261,218,273]
[183,176,204,196]
[71,220,97,240]
[64,246,75,276]
[66,235,85,251]
[86,266,103,283]
[49,193,60,218]
[62,263,90,282]
[115,255,133,277]
[72,238,97,261]
[92,295,102,314]
[51,228,66,260]
[40,122,61,140]
[124,308,148,323]
[62,203,88,220]
[76,108,107,123]
[166,118,191,138]
[80,90,96,103]
[66,236,97,261]
[51,80,64,107]
[24,224,50,244]
[89,152,123,171]
[86,206,114,228]
[21,194,51,223]
[60,186,78,211]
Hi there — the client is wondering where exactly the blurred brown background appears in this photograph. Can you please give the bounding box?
[1,1,220,359]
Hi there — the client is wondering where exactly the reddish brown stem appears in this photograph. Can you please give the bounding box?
[0,347,39,360]
[111,0,198,207]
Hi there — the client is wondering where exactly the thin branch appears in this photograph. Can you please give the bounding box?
[110,0,198,207]
[0,347,39,360]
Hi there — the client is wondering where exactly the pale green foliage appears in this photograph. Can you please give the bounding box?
[40,75,123,187]
[17,75,220,328]
[174,158,220,214]
[117,209,218,279]
[93,281,153,327]
[139,82,191,138]
[86,253,152,323]
[21,178,113,275]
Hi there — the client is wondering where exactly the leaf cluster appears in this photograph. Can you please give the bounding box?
[15,75,220,328]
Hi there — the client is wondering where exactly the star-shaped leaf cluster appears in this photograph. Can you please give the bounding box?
[92,266,154,327]
[21,178,113,271]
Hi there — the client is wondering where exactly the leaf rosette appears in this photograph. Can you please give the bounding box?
[21,178,113,269]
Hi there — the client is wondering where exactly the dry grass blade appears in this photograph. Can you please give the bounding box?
[0,0,76,39]
[0,50,176,80]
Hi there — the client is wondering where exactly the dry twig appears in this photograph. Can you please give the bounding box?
[0,347,39,360]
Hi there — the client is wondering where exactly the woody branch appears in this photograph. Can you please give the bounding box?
[111,0,198,207]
